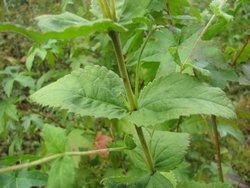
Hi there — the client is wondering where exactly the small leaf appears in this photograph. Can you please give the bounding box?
[103,172,173,188]
[130,128,189,172]
[127,28,175,66]
[42,124,67,155]
[130,73,236,126]
[47,156,76,188]
[0,97,19,123]
[210,0,234,22]
[177,180,234,188]
[124,134,136,150]
[30,65,129,120]
[203,18,228,40]
[239,63,250,85]
[0,169,48,188]
[218,124,245,144]
[167,0,190,16]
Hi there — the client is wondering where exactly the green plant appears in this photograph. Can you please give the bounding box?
[0,0,248,187]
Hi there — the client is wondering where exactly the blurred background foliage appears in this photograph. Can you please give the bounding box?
[0,0,249,187]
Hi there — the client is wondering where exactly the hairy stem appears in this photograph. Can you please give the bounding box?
[100,0,155,175]
[109,30,137,111]
[231,35,250,67]
[135,126,155,175]
[211,115,224,182]
[0,147,126,174]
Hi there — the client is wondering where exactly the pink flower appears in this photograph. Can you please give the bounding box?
[93,132,112,158]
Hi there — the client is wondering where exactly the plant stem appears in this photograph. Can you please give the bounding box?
[110,0,117,22]
[211,115,224,182]
[109,28,155,175]
[231,35,250,67]
[182,0,227,70]
[182,14,216,69]
[0,147,126,174]
[135,126,155,175]
[135,28,157,105]
[109,30,137,111]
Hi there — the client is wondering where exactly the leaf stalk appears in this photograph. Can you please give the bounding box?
[0,147,126,174]
[135,126,155,175]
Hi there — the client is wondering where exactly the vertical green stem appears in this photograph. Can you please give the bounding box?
[135,125,155,175]
[211,115,224,182]
[135,28,157,105]
[109,31,136,111]
[99,0,155,175]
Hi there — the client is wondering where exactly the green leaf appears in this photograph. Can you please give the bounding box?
[42,124,67,155]
[67,129,93,164]
[218,124,245,144]
[206,66,238,89]
[115,0,152,25]
[203,18,228,40]
[160,171,177,188]
[30,65,129,120]
[176,180,234,188]
[0,18,125,43]
[0,169,48,188]
[91,0,152,25]
[0,98,19,133]
[124,134,136,150]
[130,73,236,126]
[35,11,89,32]
[239,63,250,85]
[47,156,76,188]
[167,0,190,16]
[130,128,189,172]
[103,172,173,188]
[210,0,234,22]
[178,27,229,69]
[127,28,175,66]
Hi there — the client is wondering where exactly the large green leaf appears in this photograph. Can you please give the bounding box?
[30,65,129,120]
[0,13,125,43]
[103,172,173,188]
[47,156,76,188]
[42,124,67,155]
[177,180,234,188]
[91,0,152,25]
[130,73,236,126]
[0,169,48,188]
[130,128,189,172]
